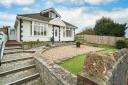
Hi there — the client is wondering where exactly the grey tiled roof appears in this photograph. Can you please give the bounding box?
[18,13,77,28]
[18,13,52,22]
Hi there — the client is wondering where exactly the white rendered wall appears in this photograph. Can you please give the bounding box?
[22,20,52,42]
[18,19,75,42]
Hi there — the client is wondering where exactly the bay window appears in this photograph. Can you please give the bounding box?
[34,21,47,36]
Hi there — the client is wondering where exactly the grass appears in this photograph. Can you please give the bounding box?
[85,42,116,54]
[59,43,116,75]
[59,55,86,75]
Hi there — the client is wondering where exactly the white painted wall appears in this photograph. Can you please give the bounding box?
[49,18,66,27]
[22,20,53,42]
[16,19,75,42]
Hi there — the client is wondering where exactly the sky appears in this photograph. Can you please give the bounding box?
[0,0,128,33]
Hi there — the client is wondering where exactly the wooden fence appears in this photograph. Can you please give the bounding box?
[76,35,125,46]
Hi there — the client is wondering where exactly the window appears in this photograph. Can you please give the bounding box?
[55,29,57,37]
[34,21,47,36]
[49,12,56,18]
[66,28,72,37]
[44,27,47,36]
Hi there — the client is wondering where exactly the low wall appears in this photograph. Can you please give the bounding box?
[76,35,125,46]
[107,49,128,85]
[34,49,77,85]
[77,49,128,85]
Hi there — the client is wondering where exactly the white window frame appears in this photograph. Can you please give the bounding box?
[49,12,56,18]
[66,28,72,37]
[33,21,48,36]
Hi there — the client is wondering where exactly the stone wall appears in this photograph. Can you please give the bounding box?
[78,49,128,85]
[34,49,77,85]
[107,49,128,85]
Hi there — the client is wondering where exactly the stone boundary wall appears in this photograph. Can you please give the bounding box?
[76,35,124,46]
[77,49,128,85]
[34,48,77,85]
[106,49,128,85]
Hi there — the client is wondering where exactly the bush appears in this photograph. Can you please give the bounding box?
[51,37,54,43]
[115,40,127,49]
[76,41,81,47]
[37,39,40,44]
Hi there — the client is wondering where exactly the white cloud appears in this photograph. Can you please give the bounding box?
[84,0,114,5]
[44,0,54,8]
[0,12,16,26]
[21,7,40,13]
[0,12,16,20]
[49,0,115,5]
[57,7,128,33]
[0,0,35,7]
[15,0,35,5]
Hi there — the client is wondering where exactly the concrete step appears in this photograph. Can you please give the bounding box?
[0,67,38,85]
[1,56,33,64]
[0,64,35,76]
[20,77,43,85]
[5,46,22,50]
[4,50,35,55]
[2,53,34,63]
[6,43,22,47]
[0,59,34,74]
[4,49,24,54]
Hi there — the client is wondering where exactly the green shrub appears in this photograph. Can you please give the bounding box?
[37,39,40,44]
[76,41,81,47]
[115,40,127,49]
[46,43,50,47]
[51,37,54,43]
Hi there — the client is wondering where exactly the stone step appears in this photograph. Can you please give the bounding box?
[2,53,34,63]
[0,64,35,76]
[3,50,35,55]
[0,59,34,74]
[5,46,22,50]
[0,67,38,85]
[7,73,41,85]
[4,49,24,54]
[20,77,43,85]
[1,56,33,64]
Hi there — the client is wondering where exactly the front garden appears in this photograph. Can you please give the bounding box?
[59,43,116,75]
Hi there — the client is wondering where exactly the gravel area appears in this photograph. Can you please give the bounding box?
[42,45,103,62]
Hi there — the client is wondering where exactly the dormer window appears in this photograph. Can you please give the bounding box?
[49,12,56,18]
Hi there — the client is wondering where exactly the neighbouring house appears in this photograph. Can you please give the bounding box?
[13,8,77,42]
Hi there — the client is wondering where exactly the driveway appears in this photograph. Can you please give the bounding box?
[42,45,103,62]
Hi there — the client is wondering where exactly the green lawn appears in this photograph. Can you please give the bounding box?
[59,55,86,75]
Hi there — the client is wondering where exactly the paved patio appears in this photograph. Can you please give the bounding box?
[42,45,104,62]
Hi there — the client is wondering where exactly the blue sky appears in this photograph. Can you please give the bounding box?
[0,0,128,32]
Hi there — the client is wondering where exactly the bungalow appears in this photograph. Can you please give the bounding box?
[13,8,77,42]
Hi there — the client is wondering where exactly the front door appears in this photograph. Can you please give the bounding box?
[9,29,16,40]
[54,26,59,41]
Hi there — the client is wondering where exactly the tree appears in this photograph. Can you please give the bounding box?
[94,17,127,37]
[79,27,95,35]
